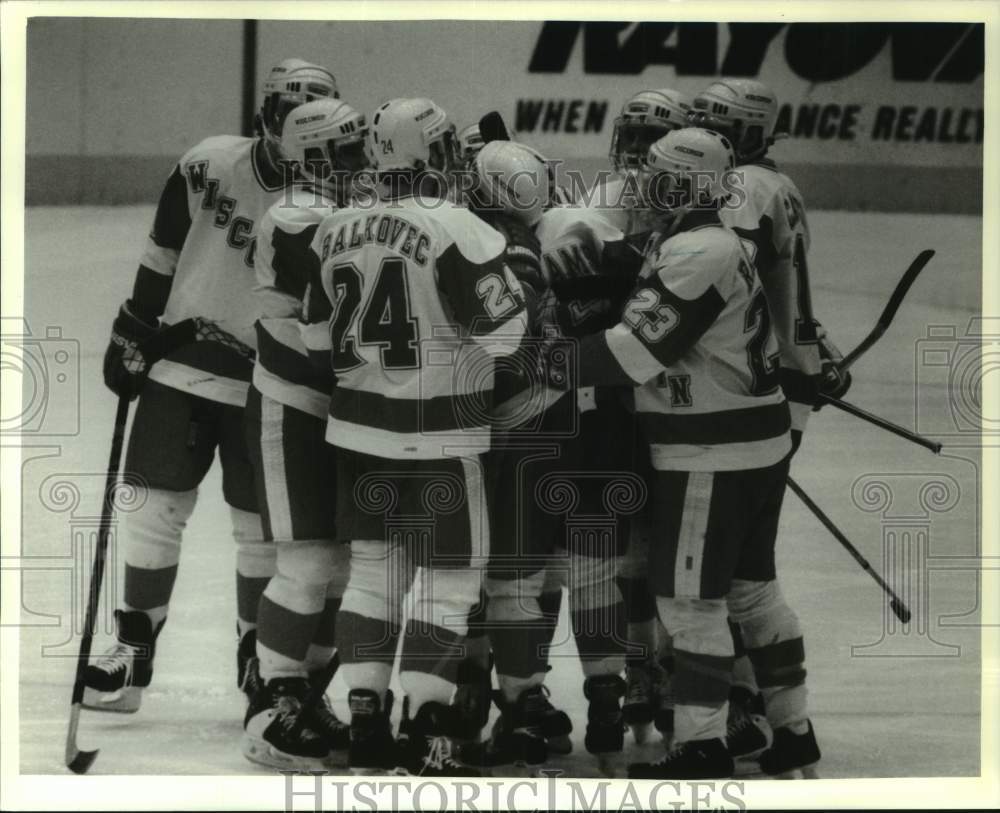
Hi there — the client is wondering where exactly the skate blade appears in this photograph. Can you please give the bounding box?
[595,751,624,778]
[546,734,572,755]
[81,686,142,713]
[774,762,820,780]
[630,722,653,745]
[351,766,394,776]
[241,736,331,772]
[732,751,766,777]
[485,761,539,779]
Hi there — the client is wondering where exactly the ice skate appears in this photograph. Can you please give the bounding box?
[628,737,734,779]
[395,698,480,777]
[347,689,397,774]
[82,610,161,713]
[623,663,655,744]
[759,720,821,779]
[242,677,330,771]
[537,684,573,755]
[727,686,772,775]
[460,686,548,774]
[583,674,626,777]
[450,655,493,742]
[305,658,349,761]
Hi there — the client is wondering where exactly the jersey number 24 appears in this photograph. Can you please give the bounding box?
[328,258,419,373]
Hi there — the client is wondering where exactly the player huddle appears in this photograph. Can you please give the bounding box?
[85,56,851,780]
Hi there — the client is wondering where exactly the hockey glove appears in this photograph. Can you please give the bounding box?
[102,301,158,400]
[813,328,852,410]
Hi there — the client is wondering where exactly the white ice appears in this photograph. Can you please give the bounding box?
[14,205,984,777]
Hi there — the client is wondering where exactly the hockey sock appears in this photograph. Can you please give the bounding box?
[728,618,758,693]
[461,585,491,667]
[122,487,197,629]
[727,579,808,730]
[538,567,565,651]
[656,596,733,742]
[401,566,479,716]
[232,507,273,639]
[570,551,626,679]
[305,585,343,674]
[486,569,548,703]
[257,539,338,680]
[337,540,409,701]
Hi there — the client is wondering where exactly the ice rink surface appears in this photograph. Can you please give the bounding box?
[14,205,985,777]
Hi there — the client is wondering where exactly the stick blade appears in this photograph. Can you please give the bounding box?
[478,111,510,143]
[890,597,912,624]
[66,746,99,774]
[879,249,935,328]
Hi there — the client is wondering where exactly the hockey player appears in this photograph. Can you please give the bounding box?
[542,127,812,779]
[86,58,340,714]
[688,78,843,776]
[453,140,576,770]
[242,98,370,770]
[467,137,651,775]
[603,88,694,743]
[302,97,530,777]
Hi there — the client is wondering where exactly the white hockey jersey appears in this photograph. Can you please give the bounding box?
[253,186,336,418]
[720,160,822,432]
[576,210,792,472]
[140,136,291,406]
[305,196,528,459]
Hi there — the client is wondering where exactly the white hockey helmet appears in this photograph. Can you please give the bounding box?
[610,88,693,173]
[640,127,736,212]
[687,79,778,162]
[281,99,369,195]
[259,58,339,146]
[458,123,485,167]
[366,97,459,173]
[473,140,553,226]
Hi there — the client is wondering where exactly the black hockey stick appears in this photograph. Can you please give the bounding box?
[819,394,942,454]
[478,110,511,143]
[65,394,130,774]
[838,249,935,372]
[786,476,912,624]
[64,317,251,773]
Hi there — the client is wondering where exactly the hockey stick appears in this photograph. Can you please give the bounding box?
[819,394,942,454]
[786,476,912,624]
[478,111,511,143]
[838,249,935,373]
[65,395,130,774]
[65,317,252,773]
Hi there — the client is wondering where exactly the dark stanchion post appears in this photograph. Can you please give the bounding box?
[241,20,258,137]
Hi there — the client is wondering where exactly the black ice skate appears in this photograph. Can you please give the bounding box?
[653,658,675,739]
[726,686,772,774]
[242,677,331,771]
[82,610,162,713]
[395,698,480,777]
[759,720,821,779]
[237,628,261,702]
[537,684,573,755]
[583,674,627,777]
[450,655,493,741]
[347,688,397,774]
[305,656,350,761]
[624,662,655,735]
[460,686,549,773]
[628,737,734,779]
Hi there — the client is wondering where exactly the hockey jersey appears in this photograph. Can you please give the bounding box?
[305,196,528,459]
[576,210,792,472]
[535,177,648,339]
[253,186,336,418]
[720,160,822,432]
[139,135,291,405]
